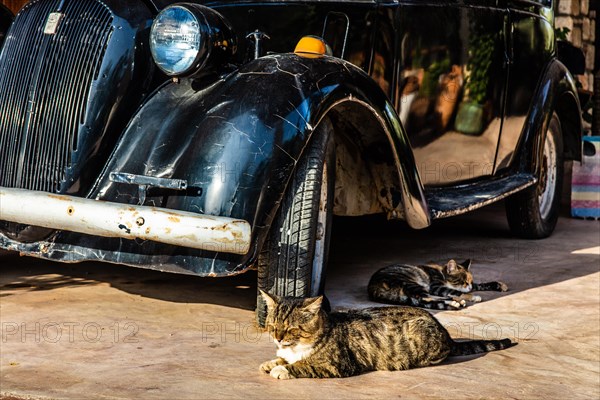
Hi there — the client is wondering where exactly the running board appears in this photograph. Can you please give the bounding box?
[425,174,537,219]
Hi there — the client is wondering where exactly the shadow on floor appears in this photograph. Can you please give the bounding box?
[326,202,599,308]
[0,253,258,310]
[1,202,598,311]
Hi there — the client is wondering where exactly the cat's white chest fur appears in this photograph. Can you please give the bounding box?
[276,343,314,364]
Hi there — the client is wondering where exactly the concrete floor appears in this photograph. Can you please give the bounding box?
[0,203,599,399]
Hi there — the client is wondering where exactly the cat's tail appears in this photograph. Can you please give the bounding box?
[450,338,515,356]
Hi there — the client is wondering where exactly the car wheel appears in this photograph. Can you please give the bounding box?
[256,118,335,327]
[505,113,564,239]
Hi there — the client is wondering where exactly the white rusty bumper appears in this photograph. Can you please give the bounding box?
[0,187,251,255]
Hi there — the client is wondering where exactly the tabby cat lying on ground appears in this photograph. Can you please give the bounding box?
[368,259,508,310]
[259,290,514,379]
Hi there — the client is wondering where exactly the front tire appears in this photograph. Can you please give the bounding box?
[256,118,335,326]
[505,113,564,239]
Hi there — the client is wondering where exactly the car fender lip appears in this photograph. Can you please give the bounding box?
[0,187,252,255]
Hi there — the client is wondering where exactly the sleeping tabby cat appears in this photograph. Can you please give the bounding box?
[368,259,508,310]
[259,290,514,379]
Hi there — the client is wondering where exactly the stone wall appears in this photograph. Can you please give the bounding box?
[555,0,597,91]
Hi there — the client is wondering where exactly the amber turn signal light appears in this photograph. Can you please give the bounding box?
[294,36,330,57]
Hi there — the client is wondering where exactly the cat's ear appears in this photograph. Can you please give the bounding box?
[446,259,458,274]
[461,259,472,270]
[259,289,279,312]
[302,296,323,315]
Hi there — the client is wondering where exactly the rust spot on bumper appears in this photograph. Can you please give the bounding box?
[47,194,71,201]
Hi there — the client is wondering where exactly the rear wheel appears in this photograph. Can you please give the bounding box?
[256,118,335,327]
[505,113,564,238]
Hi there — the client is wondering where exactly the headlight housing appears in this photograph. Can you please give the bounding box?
[150,4,236,77]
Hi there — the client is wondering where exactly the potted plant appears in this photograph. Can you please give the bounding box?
[455,28,495,135]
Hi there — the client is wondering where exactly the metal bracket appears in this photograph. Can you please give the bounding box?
[246,30,270,60]
[322,12,350,59]
[109,172,188,205]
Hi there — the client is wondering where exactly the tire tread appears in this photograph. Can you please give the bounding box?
[256,119,335,326]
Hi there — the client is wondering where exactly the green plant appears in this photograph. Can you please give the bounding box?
[464,31,495,104]
[555,27,571,41]
[420,57,450,98]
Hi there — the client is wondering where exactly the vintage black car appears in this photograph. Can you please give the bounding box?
[0,0,582,321]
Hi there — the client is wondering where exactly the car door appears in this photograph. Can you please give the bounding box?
[494,0,555,172]
[394,0,509,186]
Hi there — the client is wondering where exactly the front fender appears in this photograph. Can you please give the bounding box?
[93,54,429,273]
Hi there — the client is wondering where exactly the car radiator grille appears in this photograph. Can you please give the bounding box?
[0,0,113,193]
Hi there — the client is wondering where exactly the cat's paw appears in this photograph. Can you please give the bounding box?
[498,282,509,292]
[260,358,286,374]
[470,295,482,303]
[270,365,294,380]
[445,300,464,309]
[259,359,278,374]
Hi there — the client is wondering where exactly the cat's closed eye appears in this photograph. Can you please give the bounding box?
[287,328,301,336]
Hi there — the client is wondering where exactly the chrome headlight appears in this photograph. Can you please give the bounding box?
[150,4,235,77]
